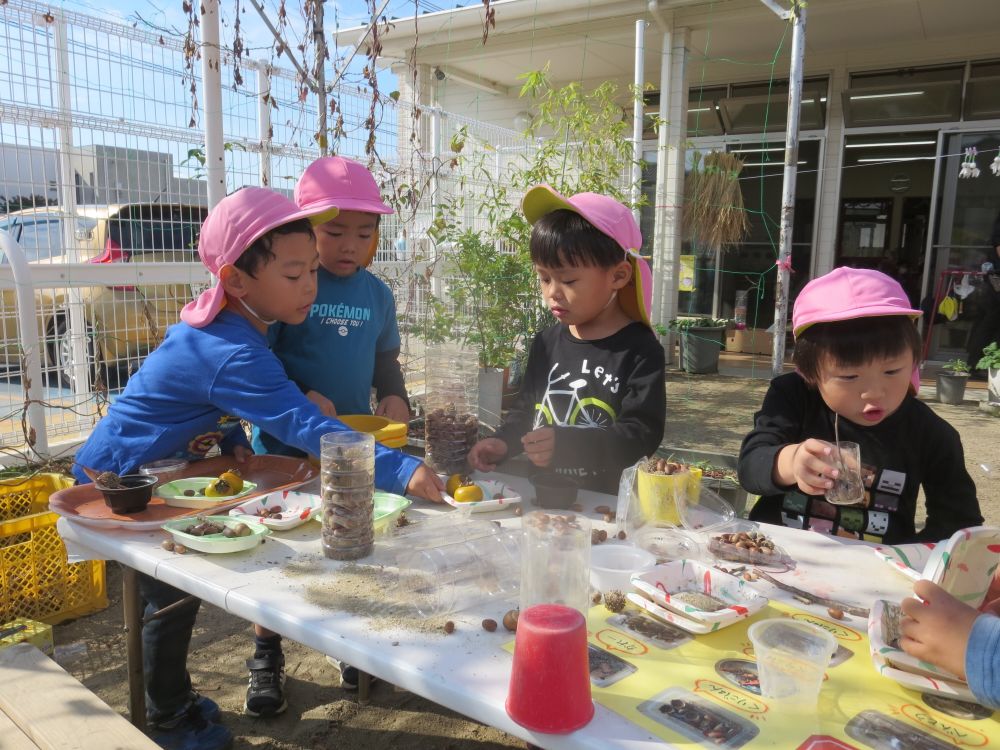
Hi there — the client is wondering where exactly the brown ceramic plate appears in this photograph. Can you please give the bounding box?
[49,455,317,530]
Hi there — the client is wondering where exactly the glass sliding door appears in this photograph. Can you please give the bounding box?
[926,130,1000,360]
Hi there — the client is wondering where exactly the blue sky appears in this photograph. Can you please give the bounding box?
[52,0,480,94]
[65,0,476,52]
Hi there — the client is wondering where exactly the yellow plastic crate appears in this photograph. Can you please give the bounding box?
[0,472,74,522]
[0,473,107,625]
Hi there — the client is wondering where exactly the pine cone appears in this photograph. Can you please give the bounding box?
[603,589,627,613]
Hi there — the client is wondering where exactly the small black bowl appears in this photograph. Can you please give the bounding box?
[97,474,157,514]
[530,472,580,510]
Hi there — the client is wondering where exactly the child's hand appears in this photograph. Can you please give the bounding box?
[375,395,411,423]
[232,446,254,463]
[981,568,1000,614]
[469,438,508,472]
[306,389,337,418]
[405,464,446,502]
[899,579,979,680]
[776,438,837,495]
[521,427,555,468]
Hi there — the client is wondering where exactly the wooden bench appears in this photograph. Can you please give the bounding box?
[0,643,159,749]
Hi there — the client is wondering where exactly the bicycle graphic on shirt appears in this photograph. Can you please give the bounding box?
[532,363,616,429]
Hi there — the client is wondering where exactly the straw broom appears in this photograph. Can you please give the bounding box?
[683,151,749,249]
[683,151,750,316]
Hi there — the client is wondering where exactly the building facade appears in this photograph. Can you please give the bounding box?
[341,0,1000,361]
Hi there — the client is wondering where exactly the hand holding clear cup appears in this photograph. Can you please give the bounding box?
[824,440,864,506]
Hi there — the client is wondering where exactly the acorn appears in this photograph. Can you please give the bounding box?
[482,618,498,632]
[443,621,455,634]
[502,609,519,632]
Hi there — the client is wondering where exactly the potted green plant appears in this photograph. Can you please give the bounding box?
[976,343,1000,405]
[936,359,970,405]
[450,230,545,428]
[410,69,642,427]
[668,317,729,374]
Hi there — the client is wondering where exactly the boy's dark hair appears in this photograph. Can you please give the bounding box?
[530,209,623,268]
[234,218,314,277]
[793,315,922,383]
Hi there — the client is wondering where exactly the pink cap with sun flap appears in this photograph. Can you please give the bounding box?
[180,187,337,328]
[521,185,652,326]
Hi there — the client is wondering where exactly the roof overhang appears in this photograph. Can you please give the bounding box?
[335,0,1000,95]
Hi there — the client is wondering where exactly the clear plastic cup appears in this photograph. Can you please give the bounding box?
[395,528,521,616]
[138,458,188,488]
[520,511,591,614]
[825,441,864,506]
[748,619,836,706]
[589,543,656,593]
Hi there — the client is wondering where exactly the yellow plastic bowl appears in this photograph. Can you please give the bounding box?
[636,466,703,526]
[339,414,408,448]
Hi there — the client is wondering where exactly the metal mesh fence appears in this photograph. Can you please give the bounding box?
[0,0,544,455]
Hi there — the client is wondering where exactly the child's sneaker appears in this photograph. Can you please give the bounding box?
[190,691,221,723]
[327,657,378,691]
[244,651,287,717]
[149,702,233,750]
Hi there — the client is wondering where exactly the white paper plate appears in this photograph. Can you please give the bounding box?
[626,592,721,634]
[441,479,522,512]
[870,647,978,703]
[867,599,965,683]
[229,490,320,531]
[631,559,768,625]
[922,526,1000,610]
[872,542,935,582]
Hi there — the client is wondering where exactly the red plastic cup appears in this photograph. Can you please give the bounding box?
[506,603,594,734]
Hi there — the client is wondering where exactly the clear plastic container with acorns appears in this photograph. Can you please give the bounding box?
[423,344,479,476]
[320,431,375,561]
[615,457,736,562]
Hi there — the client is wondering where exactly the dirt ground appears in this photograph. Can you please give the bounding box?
[54,371,1000,749]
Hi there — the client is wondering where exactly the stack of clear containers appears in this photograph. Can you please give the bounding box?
[320,431,375,560]
[396,528,521,616]
[423,343,480,476]
[380,514,522,616]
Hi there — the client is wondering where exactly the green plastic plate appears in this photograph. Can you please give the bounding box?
[156,477,258,508]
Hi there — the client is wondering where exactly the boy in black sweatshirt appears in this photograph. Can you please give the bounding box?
[468,186,665,493]
[739,267,982,544]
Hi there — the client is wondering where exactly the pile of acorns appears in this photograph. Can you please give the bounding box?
[179,518,252,538]
[254,504,284,520]
[713,529,775,555]
[643,457,687,475]
[424,406,479,475]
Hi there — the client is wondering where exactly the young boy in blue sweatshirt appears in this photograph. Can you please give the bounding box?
[73,187,443,749]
